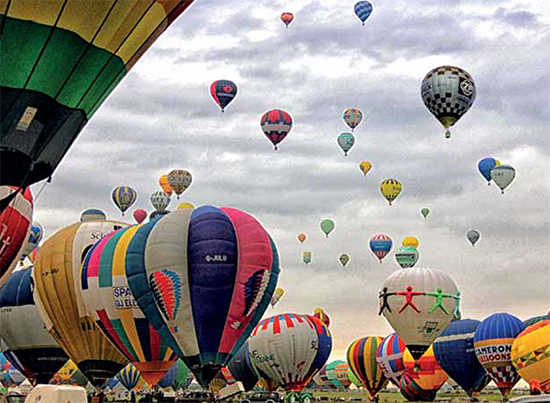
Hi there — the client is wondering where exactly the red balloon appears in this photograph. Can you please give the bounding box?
[0,186,33,285]
[281,12,294,27]
[133,209,147,224]
[260,109,293,150]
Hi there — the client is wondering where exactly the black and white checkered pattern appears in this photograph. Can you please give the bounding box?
[421,66,476,126]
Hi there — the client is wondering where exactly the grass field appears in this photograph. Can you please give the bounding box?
[312,390,525,402]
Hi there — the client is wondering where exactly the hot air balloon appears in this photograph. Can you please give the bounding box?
[354,1,373,25]
[303,251,312,265]
[402,236,419,249]
[261,109,293,150]
[325,360,346,389]
[313,365,335,389]
[421,208,430,219]
[511,320,550,392]
[343,109,363,131]
[0,268,69,385]
[491,165,516,194]
[334,363,351,389]
[210,80,238,112]
[421,66,476,138]
[478,157,500,185]
[320,219,335,237]
[270,287,285,308]
[297,233,307,244]
[474,313,525,397]
[339,254,350,267]
[150,191,171,211]
[337,133,355,156]
[347,337,388,399]
[159,174,173,196]
[359,161,372,176]
[0,0,196,191]
[433,319,490,397]
[80,208,106,222]
[379,268,460,359]
[20,222,43,262]
[158,359,193,391]
[313,308,331,328]
[467,230,480,246]
[395,247,420,269]
[81,225,178,386]
[380,179,402,205]
[523,315,550,328]
[376,333,406,387]
[178,202,195,210]
[280,12,294,28]
[167,169,192,199]
[0,187,33,286]
[248,313,332,391]
[117,364,142,391]
[347,368,362,388]
[125,206,280,387]
[402,346,448,399]
[370,234,392,263]
[112,186,137,216]
[133,209,147,224]
[33,218,129,387]
[226,343,257,391]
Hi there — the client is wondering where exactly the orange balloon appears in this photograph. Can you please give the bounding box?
[158,174,172,195]
[297,233,307,243]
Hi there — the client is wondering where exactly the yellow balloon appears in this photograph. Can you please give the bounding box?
[34,219,129,387]
[511,320,550,392]
[494,159,501,166]
[402,236,419,249]
[159,174,173,195]
[359,161,372,176]
[177,202,195,210]
[380,179,402,205]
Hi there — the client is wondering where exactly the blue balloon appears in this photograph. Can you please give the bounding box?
[433,319,490,397]
[478,157,497,184]
[354,1,373,25]
[117,364,141,391]
[227,343,258,391]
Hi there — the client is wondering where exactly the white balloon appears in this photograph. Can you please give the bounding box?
[491,165,516,194]
[379,267,460,359]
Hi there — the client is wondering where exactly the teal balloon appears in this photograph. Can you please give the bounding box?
[421,208,430,218]
[337,133,355,156]
[320,219,335,237]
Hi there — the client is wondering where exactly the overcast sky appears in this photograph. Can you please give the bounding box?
[31,0,549,362]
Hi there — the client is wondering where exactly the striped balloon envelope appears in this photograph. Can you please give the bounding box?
[334,363,351,388]
[125,206,280,387]
[210,80,238,113]
[474,313,524,398]
[158,359,193,391]
[511,320,550,393]
[325,360,345,389]
[433,319,490,397]
[369,234,392,263]
[116,364,142,391]
[347,336,388,398]
[0,0,195,189]
[0,187,33,286]
[260,109,293,150]
[376,333,406,386]
[403,345,448,393]
[81,225,177,386]
[249,313,332,392]
[111,186,137,216]
[399,372,437,402]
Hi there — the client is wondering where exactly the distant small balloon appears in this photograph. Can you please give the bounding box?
[133,209,147,224]
[167,169,192,198]
[150,191,171,211]
[320,219,335,237]
[395,247,419,269]
[370,234,392,263]
[354,1,373,25]
[477,157,499,185]
[491,165,516,194]
[80,209,106,222]
[402,236,419,249]
[159,174,173,195]
[280,12,294,27]
[337,133,355,156]
[303,251,312,264]
[380,179,402,206]
[343,109,363,131]
[297,233,307,244]
[210,80,238,112]
[339,254,350,267]
[261,109,293,150]
[467,229,480,246]
[359,161,372,176]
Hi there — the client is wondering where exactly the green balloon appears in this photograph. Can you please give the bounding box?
[395,246,420,269]
[421,207,430,218]
[339,253,350,267]
[320,219,335,237]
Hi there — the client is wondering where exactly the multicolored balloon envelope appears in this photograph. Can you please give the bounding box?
[125,206,280,387]
[270,287,285,308]
[280,12,294,27]
[320,219,335,237]
[399,373,437,402]
[227,343,258,391]
[334,363,351,388]
[376,333,406,387]
[337,133,355,156]
[167,169,192,199]
[370,234,392,263]
[112,186,137,215]
[379,268,460,359]
[511,320,550,392]
[116,364,142,391]
[303,251,312,265]
[81,226,177,386]
[395,247,419,269]
[249,313,332,392]
[0,0,195,188]
[433,319,490,397]
[491,165,516,194]
[20,222,43,262]
[33,217,129,387]
[313,308,331,328]
[347,336,388,398]
[261,109,293,150]
[325,360,346,389]
[210,80,238,112]
[421,66,476,138]
[158,359,193,391]
[474,313,524,397]
[403,346,448,394]
[380,179,402,206]
[0,187,33,286]
[0,268,69,385]
[343,109,363,131]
